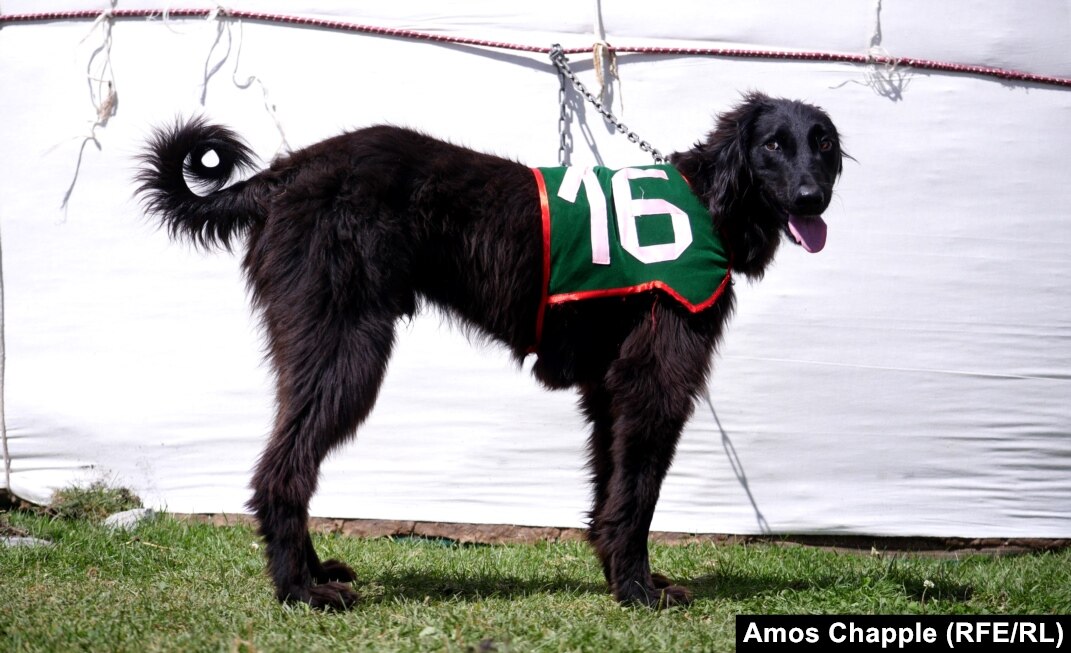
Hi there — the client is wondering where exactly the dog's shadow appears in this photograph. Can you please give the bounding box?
[365,568,605,603]
[356,568,794,605]
[357,566,972,606]
[688,568,972,604]
[359,569,823,605]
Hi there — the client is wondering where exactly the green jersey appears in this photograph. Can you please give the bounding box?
[532,165,731,317]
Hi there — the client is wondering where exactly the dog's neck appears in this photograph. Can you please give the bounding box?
[670,150,782,280]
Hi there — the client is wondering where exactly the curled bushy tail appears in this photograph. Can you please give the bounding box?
[136,117,261,250]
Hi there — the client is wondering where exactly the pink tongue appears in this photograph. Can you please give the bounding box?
[788,214,828,253]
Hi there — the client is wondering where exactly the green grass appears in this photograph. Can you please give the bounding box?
[1,510,1068,652]
[47,481,143,522]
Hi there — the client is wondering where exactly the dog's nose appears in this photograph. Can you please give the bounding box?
[794,185,825,215]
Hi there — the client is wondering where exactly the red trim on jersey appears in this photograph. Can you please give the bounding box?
[531,168,552,351]
[529,164,732,353]
[546,271,731,313]
[528,166,733,350]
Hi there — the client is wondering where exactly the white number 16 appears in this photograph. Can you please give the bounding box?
[556,167,693,265]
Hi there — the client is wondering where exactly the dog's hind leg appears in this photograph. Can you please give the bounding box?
[306,531,357,583]
[578,382,615,585]
[589,305,715,608]
[247,311,398,610]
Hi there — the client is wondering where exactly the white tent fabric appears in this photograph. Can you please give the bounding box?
[2,1,1069,537]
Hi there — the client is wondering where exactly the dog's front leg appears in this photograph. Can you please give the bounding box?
[587,307,712,608]
[595,417,694,609]
[582,381,686,596]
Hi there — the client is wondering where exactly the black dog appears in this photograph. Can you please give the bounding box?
[137,92,842,610]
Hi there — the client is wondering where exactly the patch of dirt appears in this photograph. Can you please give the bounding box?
[173,513,1070,557]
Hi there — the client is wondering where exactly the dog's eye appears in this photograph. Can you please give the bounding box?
[819,138,834,153]
[764,141,781,152]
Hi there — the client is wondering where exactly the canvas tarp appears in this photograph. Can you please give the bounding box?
[1,0,1069,537]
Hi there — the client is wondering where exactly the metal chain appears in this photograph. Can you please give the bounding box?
[555,53,573,165]
[550,43,666,165]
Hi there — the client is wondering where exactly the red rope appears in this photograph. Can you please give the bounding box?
[3,8,1069,89]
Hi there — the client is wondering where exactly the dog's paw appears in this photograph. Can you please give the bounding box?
[656,583,694,609]
[304,581,359,611]
[615,578,693,609]
[317,559,357,584]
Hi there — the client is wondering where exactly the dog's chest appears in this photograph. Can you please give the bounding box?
[532,165,730,312]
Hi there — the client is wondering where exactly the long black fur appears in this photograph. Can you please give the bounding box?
[137,92,843,610]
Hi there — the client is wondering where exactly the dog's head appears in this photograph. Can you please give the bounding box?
[671,92,844,276]
[745,95,842,253]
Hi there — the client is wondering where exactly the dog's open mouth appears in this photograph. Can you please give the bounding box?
[785,213,827,253]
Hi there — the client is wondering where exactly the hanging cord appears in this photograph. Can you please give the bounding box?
[862,0,908,100]
[550,44,665,165]
[592,41,619,107]
[1,2,9,497]
[228,19,290,151]
[200,6,290,151]
[704,394,771,534]
[590,0,619,107]
[0,225,7,496]
[60,0,119,212]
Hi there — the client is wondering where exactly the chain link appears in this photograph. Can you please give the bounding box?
[550,44,665,165]
[555,53,573,165]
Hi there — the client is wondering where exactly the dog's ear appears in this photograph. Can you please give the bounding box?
[671,93,769,220]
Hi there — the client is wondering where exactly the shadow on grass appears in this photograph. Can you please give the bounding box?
[361,569,821,605]
[369,569,607,603]
[884,570,974,602]
[359,567,973,607]
[687,570,973,604]
[687,572,814,601]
